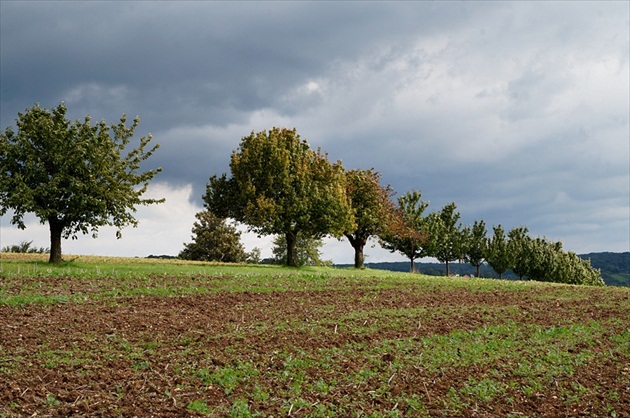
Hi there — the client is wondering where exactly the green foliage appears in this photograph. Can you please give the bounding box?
[187,400,209,415]
[271,234,331,267]
[379,190,430,272]
[483,225,604,285]
[0,103,163,263]
[428,202,465,276]
[245,247,262,264]
[556,250,604,286]
[507,226,530,279]
[229,398,252,417]
[344,169,395,269]
[45,394,60,407]
[507,236,604,286]
[462,220,487,277]
[178,210,246,262]
[198,361,258,395]
[205,127,354,267]
[1,240,49,254]
[485,225,512,279]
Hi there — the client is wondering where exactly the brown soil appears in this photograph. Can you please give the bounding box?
[1,281,628,417]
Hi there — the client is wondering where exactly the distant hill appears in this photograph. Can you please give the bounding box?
[580,252,630,287]
[335,252,630,287]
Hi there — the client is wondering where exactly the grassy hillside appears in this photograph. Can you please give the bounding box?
[1,254,628,417]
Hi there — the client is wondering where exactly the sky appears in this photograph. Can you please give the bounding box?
[1,1,629,264]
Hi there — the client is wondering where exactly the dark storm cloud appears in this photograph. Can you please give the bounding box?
[1,1,628,259]
[2,2,438,128]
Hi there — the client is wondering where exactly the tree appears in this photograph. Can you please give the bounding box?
[522,237,603,286]
[429,202,465,277]
[526,237,561,282]
[2,240,49,254]
[508,226,530,280]
[178,210,246,262]
[271,234,329,267]
[463,220,487,278]
[246,247,262,264]
[0,103,163,263]
[205,127,354,267]
[379,190,430,272]
[485,225,512,279]
[559,252,603,286]
[344,169,395,268]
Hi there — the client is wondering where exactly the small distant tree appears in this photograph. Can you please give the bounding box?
[344,169,395,268]
[379,190,430,273]
[485,225,512,279]
[0,103,163,263]
[429,202,465,277]
[178,210,246,262]
[508,226,530,280]
[271,234,329,267]
[205,127,354,267]
[246,247,262,264]
[2,240,49,254]
[463,220,487,278]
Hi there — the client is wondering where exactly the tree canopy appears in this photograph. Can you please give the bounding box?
[271,234,329,267]
[1,104,607,285]
[205,127,354,267]
[484,225,512,279]
[429,202,465,277]
[178,210,246,263]
[462,220,487,278]
[0,103,163,263]
[508,226,530,280]
[379,190,429,272]
[344,169,395,269]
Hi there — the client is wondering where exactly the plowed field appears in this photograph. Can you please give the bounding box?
[1,270,629,417]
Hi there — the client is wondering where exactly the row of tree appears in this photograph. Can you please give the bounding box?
[380,194,603,286]
[381,193,603,286]
[204,127,391,269]
[2,240,49,254]
[197,127,603,285]
[0,103,605,285]
[489,226,604,286]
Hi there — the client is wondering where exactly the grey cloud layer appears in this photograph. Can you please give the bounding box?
[1,1,628,256]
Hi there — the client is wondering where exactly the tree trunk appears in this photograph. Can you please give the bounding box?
[286,230,298,267]
[409,241,416,273]
[346,234,366,269]
[354,244,365,269]
[445,260,450,277]
[48,217,64,264]
[476,264,481,278]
